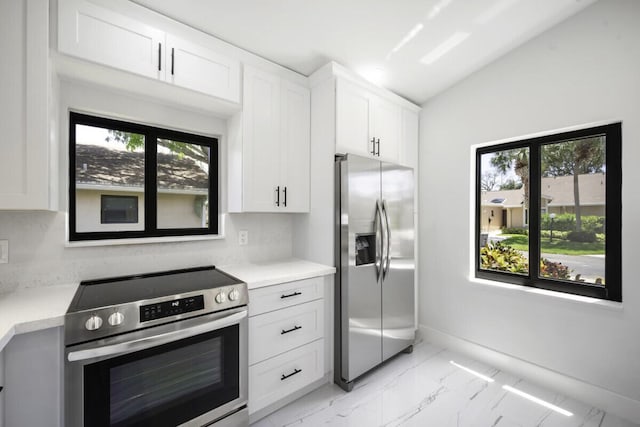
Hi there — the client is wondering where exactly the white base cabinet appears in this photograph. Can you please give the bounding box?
[2,328,63,427]
[248,277,325,415]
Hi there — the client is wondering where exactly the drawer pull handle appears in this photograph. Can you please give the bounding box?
[281,368,302,381]
[281,325,302,335]
[280,291,302,299]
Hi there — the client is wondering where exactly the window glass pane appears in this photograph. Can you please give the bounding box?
[156,139,210,229]
[540,136,606,286]
[75,124,145,232]
[479,148,530,275]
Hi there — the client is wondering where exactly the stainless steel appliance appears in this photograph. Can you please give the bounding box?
[64,266,249,427]
[335,153,415,392]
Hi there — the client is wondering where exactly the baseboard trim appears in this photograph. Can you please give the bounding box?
[419,325,640,425]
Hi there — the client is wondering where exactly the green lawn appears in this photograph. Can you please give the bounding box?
[500,234,605,255]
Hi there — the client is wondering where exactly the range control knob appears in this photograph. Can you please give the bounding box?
[108,311,125,327]
[85,315,103,331]
[228,289,240,301]
[215,292,227,304]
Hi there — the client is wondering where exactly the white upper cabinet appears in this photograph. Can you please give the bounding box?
[0,0,54,210]
[228,66,310,213]
[58,0,164,80]
[57,0,240,104]
[336,78,401,163]
[165,34,240,103]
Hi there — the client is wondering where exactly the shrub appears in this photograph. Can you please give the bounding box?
[540,258,571,279]
[540,230,568,240]
[567,230,597,243]
[501,227,528,235]
[480,241,528,274]
[540,213,605,233]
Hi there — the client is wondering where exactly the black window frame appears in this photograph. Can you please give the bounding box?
[475,123,622,302]
[69,112,219,241]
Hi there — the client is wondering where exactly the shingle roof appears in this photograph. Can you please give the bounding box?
[75,144,208,190]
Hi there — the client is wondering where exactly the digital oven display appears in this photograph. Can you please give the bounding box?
[140,295,205,322]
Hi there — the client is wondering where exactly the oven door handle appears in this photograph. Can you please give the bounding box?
[67,309,247,362]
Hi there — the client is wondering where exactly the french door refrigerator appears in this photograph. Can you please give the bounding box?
[335,153,415,392]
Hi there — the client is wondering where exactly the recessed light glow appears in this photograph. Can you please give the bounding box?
[386,23,424,59]
[358,66,386,86]
[450,360,495,382]
[474,0,519,25]
[502,385,574,416]
[427,0,454,20]
[420,31,470,65]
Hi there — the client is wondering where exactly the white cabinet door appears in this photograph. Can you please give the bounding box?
[165,34,240,103]
[0,0,51,210]
[280,80,310,212]
[371,96,401,163]
[336,79,373,157]
[58,0,164,80]
[242,66,282,212]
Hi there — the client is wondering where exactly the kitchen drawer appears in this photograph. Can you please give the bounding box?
[249,299,324,365]
[249,277,324,316]
[249,338,324,414]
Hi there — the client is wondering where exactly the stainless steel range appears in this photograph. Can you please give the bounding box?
[64,266,248,427]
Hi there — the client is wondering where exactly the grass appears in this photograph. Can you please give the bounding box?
[500,234,605,255]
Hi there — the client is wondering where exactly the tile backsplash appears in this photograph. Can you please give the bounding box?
[0,211,293,293]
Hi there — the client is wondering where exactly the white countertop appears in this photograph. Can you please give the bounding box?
[220,258,335,290]
[0,283,78,352]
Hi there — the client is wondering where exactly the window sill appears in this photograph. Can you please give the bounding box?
[468,276,623,311]
[65,233,225,248]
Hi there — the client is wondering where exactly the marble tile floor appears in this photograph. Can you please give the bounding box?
[250,341,638,427]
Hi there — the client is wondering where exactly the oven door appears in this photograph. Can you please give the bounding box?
[65,307,248,427]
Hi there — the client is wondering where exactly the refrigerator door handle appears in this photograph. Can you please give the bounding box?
[382,200,391,279]
[375,200,384,281]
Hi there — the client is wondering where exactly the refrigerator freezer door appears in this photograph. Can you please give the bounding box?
[338,155,383,382]
[381,162,415,361]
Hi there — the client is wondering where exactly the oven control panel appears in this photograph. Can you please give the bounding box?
[140,295,205,322]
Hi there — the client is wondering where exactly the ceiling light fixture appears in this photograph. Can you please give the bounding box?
[502,385,574,416]
[449,360,496,383]
[386,23,424,60]
[420,31,470,65]
[427,0,454,20]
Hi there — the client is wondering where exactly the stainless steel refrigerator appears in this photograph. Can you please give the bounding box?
[335,153,415,392]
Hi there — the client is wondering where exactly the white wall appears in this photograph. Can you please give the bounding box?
[419,0,640,421]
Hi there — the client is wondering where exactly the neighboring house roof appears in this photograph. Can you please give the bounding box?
[482,173,605,208]
[75,144,208,191]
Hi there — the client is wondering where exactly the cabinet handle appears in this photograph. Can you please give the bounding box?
[376,138,381,156]
[171,47,175,75]
[0,386,3,393]
[281,325,302,335]
[280,291,301,299]
[275,186,280,207]
[281,368,302,381]
[158,43,162,71]
[371,137,376,155]
[283,186,287,207]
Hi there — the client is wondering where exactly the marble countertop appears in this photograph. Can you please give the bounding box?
[220,258,335,290]
[0,283,78,352]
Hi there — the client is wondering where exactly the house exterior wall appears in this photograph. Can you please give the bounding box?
[548,205,605,216]
[419,0,640,420]
[76,189,204,232]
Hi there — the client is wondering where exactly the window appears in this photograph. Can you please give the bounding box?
[69,112,218,241]
[101,195,138,224]
[476,123,621,301]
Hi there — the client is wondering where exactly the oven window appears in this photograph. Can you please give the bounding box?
[84,324,239,427]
